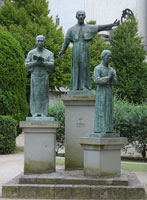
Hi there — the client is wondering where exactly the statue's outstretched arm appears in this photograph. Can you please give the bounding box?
[98,19,119,32]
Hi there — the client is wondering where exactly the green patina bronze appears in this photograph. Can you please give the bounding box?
[59,10,119,92]
[94,50,117,134]
[25,35,54,117]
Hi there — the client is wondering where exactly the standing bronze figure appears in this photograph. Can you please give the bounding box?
[59,10,119,91]
[25,35,54,117]
[94,50,117,133]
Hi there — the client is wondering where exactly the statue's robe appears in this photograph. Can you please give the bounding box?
[25,48,54,116]
[64,24,99,90]
[94,64,117,133]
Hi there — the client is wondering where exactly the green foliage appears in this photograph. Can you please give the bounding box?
[0,30,28,124]
[87,21,110,89]
[111,18,147,103]
[0,0,72,90]
[0,89,10,115]
[49,99,65,153]
[0,115,17,154]
[114,98,147,158]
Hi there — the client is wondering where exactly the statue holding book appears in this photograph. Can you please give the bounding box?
[25,35,54,117]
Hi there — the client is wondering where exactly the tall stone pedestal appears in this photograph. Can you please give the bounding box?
[79,137,128,177]
[20,121,59,174]
[62,94,95,170]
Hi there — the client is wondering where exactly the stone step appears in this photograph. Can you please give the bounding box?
[2,183,145,199]
[2,171,145,199]
[19,174,128,186]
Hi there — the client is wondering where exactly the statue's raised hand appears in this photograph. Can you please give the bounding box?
[113,19,120,27]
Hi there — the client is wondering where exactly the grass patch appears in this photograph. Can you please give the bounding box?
[56,158,147,171]
[121,161,147,171]
[56,156,65,165]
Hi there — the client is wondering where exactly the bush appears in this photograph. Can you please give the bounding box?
[48,99,65,154]
[0,115,17,154]
[114,98,147,158]
[0,89,10,115]
[0,30,28,127]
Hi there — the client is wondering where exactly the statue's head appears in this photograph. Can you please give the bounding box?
[101,50,112,64]
[76,10,86,24]
[36,35,45,49]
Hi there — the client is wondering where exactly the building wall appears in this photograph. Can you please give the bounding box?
[0,0,3,7]
[136,0,147,48]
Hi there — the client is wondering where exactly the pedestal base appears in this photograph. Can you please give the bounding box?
[79,137,128,177]
[2,170,145,199]
[62,94,95,170]
[20,121,59,174]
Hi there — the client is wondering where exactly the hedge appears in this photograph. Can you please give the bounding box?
[0,30,28,130]
[0,115,17,154]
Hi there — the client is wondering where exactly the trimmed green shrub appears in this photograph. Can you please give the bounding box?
[0,89,10,115]
[49,99,65,154]
[114,98,147,158]
[0,115,17,154]
[111,18,147,103]
[0,30,28,126]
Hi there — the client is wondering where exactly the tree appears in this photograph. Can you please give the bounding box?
[0,30,28,123]
[110,18,147,103]
[0,0,72,91]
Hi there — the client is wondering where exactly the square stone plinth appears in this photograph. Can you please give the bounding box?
[20,121,59,174]
[79,137,128,177]
[62,94,95,170]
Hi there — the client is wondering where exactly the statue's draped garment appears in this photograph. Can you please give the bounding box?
[25,48,54,116]
[64,24,99,90]
[94,64,117,133]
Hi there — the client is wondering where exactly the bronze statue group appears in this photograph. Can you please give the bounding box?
[26,10,118,135]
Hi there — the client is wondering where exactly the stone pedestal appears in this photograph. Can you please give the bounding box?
[62,94,95,170]
[20,121,59,174]
[79,137,128,177]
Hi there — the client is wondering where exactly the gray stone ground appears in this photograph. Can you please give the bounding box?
[0,133,146,200]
